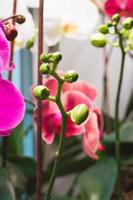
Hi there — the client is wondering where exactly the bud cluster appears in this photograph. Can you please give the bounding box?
[90,13,133,51]
[33,52,89,125]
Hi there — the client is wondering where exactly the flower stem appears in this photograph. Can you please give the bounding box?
[36,0,44,200]
[2,14,23,23]
[45,78,67,200]
[115,27,126,199]
[45,114,67,200]
[101,15,111,134]
[8,0,17,81]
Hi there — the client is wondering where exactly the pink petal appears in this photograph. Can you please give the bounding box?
[126,0,133,16]
[0,24,10,73]
[63,90,93,112]
[43,77,58,96]
[0,79,25,132]
[83,111,102,159]
[63,81,97,102]
[42,113,61,144]
[65,117,85,137]
[104,0,120,17]
[104,0,133,17]
[93,107,103,138]
[0,130,11,137]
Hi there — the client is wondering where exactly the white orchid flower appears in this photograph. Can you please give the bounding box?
[1,0,36,50]
[45,0,99,46]
[26,0,99,46]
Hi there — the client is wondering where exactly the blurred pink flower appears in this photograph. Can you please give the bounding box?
[0,24,25,136]
[34,74,103,159]
[104,0,133,17]
[83,107,103,159]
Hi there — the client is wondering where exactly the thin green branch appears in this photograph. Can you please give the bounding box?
[44,77,67,200]
[114,24,126,200]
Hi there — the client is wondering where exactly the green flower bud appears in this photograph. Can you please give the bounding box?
[128,31,133,49]
[40,53,51,63]
[70,104,89,125]
[90,33,107,48]
[40,52,62,64]
[121,29,130,38]
[33,85,50,100]
[112,13,120,23]
[26,38,35,49]
[64,70,78,83]
[122,17,133,30]
[107,21,113,27]
[98,24,109,34]
[48,52,62,64]
[39,63,50,74]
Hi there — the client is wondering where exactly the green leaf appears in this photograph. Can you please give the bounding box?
[0,167,16,200]
[8,123,24,155]
[120,121,133,142]
[51,196,71,200]
[6,162,26,190]
[27,157,95,194]
[104,121,133,143]
[8,155,36,177]
[77,159,117,200]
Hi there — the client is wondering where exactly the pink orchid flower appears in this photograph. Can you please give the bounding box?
[0,23,25,136]
[104,0,133,17]
[34,74,103,159]
[83,107,103,159]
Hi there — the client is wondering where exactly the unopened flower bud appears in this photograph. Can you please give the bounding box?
[64,70,78,83]
[40,52,62,64]
[98,24,109,34]
[49,52,62,64]
[39,63,50,74]
[128,31,133,49]
[15,15,26,24]
[26,38,35,49]
[112,13,120,23]
[5,26,18,41]
[33,85,50,100]
[70,104,89,125]
[107,21,113,27]
[40,53,51,63]
[3,22,18,41]
[90,33,106,48]
[122,17,133,30]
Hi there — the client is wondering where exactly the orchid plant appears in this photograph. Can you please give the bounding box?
[91,13,133,199]
[0,1,133,200]
[33,51,103,199]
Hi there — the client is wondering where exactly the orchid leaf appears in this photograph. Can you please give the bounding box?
[77,159,117,200]
[0,167,16,200]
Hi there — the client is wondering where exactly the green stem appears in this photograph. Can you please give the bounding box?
[45,80,67,200]
[115,27,126,199]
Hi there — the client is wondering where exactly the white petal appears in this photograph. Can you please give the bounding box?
[44,0,99,41]
[26,0,39,8]
[44,0,69,19]
[44,19,61,46]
